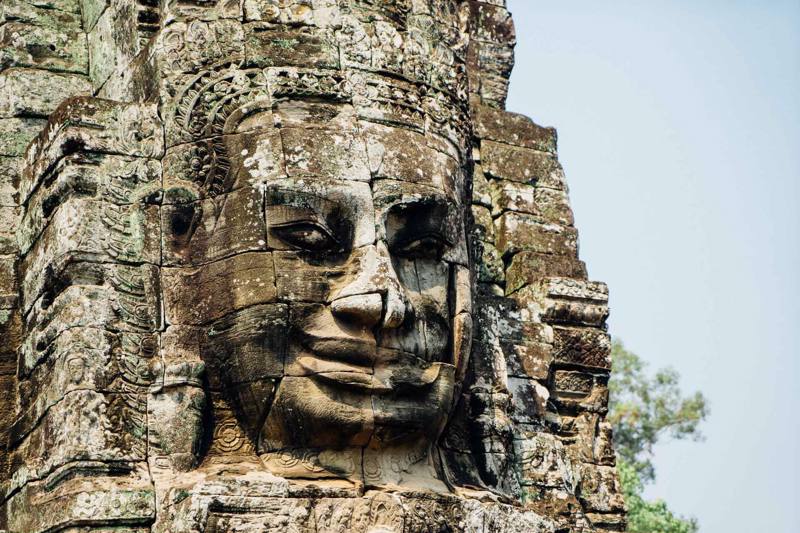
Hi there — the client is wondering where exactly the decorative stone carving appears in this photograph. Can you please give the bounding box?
[0,1,626,531]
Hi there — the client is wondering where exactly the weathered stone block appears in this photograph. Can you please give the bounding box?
[494,212,578,257]
[155,19,245,80]
[161,0,243,23]
[577,464,625,514]
[21,287,160,375]
[470,39,514,108]
[21,260,161,334]
[594,420,618,467]
[505,334,553,381]
[0,308,21,356]
[20,199,160,302]
[7,470,155,533]
[0,255,16,298]
[553,370,595,396]
[471,204,495,242]
[0,68,91,118]
[8,389,147,484]
[31,0,81,13]
[474,2,515,45]
[0,205,20,254]
[564,412,617,467]
[540,277,609,302]
[473,164,493,207]
[242,0,320,25]
[0,371,15,478]
[283,127,371,182]
[505,251,587,294]
[475,105,558,154]
[19,156,161,254]
[0,8,87,74]
[0,118,47,157]
[98,43,158,102]
[474,293,553,380]
[507,377,548,424]
[273,250,347,303]
[148,360,207,471]
[584,512,627,531]
[15,332,151,453]
[490,179,575,225]
[79,0,107,32]
[18,327,155,413]
[161,131,283,193]
[245,23,339,69]
[350,72,427,133]
[513,279,609,328]
[552,380,609,415]
[273,100,358,131]
[200,303,287,388]
[0,156,20,206]
[364,121,462,190]
[552,326,612,370]
[21,98,163,203]
[513,430,576,490]
[163,252,277,325]
[473,238,504,284]
[87,0,145,90]
[482,139,564,188]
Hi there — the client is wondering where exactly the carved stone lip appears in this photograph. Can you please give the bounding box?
[301,336,383,366]
[297,352,444,397]
[312,368,442,395]
[313,371,393,393]
[302,335,432,365]
[295,355,372,376]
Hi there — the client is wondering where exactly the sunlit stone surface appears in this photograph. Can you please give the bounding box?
[0,1,624,531]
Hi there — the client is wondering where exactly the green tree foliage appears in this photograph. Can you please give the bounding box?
[609,340,709,532]
[617,459,699,533]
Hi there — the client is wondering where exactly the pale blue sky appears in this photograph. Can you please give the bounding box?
[505,1,800,531]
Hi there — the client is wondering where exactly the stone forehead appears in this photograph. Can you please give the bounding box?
[227,119,464,189]
[170,73,469,196]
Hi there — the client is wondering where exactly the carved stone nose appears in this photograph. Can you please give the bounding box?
[330,243,408,329]
[331,293,384,328]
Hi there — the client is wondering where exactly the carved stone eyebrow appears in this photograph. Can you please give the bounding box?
[265,186,348,228]
[264,186,343,215]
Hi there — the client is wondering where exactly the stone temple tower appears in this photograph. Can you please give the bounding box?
[0,1,625,531]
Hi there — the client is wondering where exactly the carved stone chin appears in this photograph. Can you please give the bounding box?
[0,1,625,531]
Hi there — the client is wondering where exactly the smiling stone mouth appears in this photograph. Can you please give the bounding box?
[296,347,447,395]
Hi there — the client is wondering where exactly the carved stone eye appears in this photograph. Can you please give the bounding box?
[271,221,340,252]
[392,234,449,260]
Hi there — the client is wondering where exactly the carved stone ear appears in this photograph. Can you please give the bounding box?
[148,361,207,473]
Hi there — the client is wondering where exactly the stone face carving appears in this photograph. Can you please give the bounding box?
[0,1,626,532]
[162,102,471,489]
